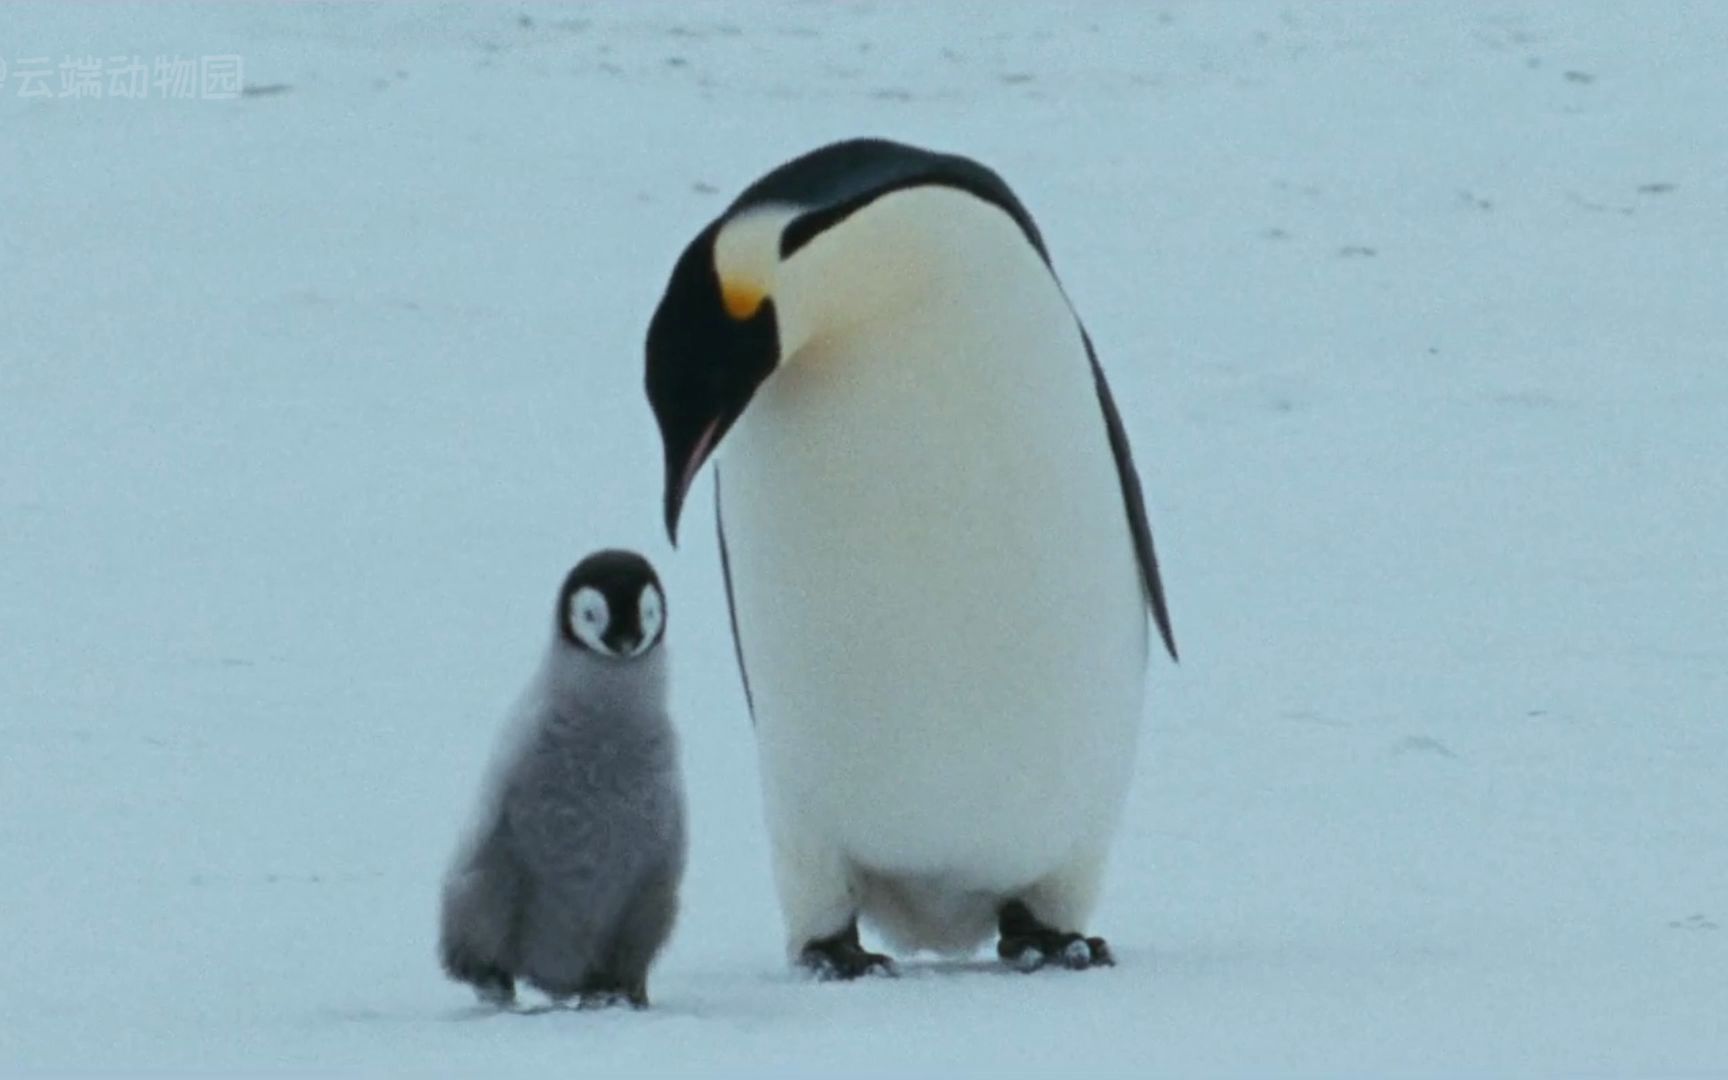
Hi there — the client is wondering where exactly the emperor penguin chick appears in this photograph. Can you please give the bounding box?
[439,550,684,1009]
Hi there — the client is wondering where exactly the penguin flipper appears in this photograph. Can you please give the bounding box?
[1083,330,1179,662]
[715,468,756,722]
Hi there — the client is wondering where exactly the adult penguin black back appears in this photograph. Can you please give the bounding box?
[646,138,1176,976]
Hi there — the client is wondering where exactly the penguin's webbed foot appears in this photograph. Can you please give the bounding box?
[443,946,517,1006]
[575,972,650,1010]
[798,920,897,981]
[996,900,1114,972]
[471,975,516,1006]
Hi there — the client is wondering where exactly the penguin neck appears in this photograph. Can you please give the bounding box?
[775,185,1032,361]
[539,643,669,727]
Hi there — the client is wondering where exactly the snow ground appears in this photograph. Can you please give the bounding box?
[2,2,1725,1073]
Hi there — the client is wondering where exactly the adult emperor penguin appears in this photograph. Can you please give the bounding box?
[645,138,1177,977]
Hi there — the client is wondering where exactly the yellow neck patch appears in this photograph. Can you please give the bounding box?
[722,279,767,321]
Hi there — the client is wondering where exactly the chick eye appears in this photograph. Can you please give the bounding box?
[569,587,613,651]
[635,585,665,650]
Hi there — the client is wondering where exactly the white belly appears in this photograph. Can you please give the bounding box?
[720,242,1148,894]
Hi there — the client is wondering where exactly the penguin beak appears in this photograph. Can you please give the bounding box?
[662,414,726,545]
[606,629,644,658]
[649,309,779,547]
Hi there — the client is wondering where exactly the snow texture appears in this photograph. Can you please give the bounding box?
[2,2,1724,1074]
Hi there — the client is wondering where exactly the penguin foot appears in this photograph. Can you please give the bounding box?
[576,990,636,1010]
[444,948,517,1006]
[472,976,516,1006]
[798,920,897,981]
[575,973,650,1010]
[996,900,1114,972]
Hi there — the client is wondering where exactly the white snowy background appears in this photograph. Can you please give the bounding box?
[2,2,1724,1073]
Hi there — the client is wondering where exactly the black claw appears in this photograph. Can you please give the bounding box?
[996,900,1114,973]
[1083,936,1115,967]
[798,919,897,981]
